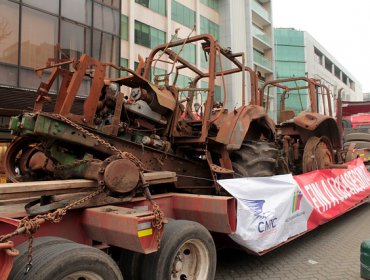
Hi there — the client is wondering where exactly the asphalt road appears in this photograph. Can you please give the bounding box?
[215,201,370,280]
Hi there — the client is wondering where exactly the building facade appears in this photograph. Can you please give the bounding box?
[0,0,275,124]
[274,28,362,117]
[0,0,121,127]
[121,0,274,110]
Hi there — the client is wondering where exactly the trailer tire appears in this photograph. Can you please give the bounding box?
[344,133,370,142]
[141,220,216,280]
[119,249,145,280]
[9,236,73,279]
[11,241,123,280]
[231,141,278,177]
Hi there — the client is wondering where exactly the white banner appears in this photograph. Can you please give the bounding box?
[218,174,313,253]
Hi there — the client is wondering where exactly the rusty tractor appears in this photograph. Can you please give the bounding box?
[4,34,281,202]
[259,77,342,175]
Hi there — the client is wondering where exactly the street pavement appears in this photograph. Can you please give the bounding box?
[216,201,370,279]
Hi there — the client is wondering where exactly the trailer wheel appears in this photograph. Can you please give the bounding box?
[141,220,216,280]
[9,236,73,279]
[11,241,123,280]
[119,249,145,280]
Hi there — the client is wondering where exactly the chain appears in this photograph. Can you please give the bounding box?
[0,112,165,271]
[50,113,144,170]
[17,186,104,274]
[151,201,165,249]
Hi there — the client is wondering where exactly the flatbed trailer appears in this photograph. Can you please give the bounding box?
[0,178,236,280]
[2,159,370,279]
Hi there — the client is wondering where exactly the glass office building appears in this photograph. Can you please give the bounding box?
[0,0,120,127]
[0,0,276,125]
[274,28,362,117]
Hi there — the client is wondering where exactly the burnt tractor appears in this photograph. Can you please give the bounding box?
[259,77,343,175]
[4,34,344,203]
[4,34,280,199]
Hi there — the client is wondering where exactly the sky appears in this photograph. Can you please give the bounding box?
[272,0,370,93]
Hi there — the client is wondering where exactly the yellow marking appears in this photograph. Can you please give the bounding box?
[138,228,153,237]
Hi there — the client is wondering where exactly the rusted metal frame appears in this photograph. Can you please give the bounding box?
[34,67,59,112]
[320,84,333,117]
[82,60,106,125]
[54,69,73,113]
[34,59,75,73]
[0,251,12,280]
[336,88,344,137]
[259,77,313,108]
[82,205,161,254]
[143,34,217,79]
[199,36,217,143]
[127,193,236,234]
[279,85,309,112]
[58,54,92,116]
[308,80,317,112]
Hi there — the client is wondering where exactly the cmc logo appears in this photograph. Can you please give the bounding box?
[258,218,278,233]
[292,190,303,213]
[243,199,278,233]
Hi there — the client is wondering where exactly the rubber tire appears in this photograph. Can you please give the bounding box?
[141,220,216,280]
[9,236,73,279]
[343,141,370,149]
[119,249,145,280]
[11,240,123,280]
[344,133,370,142]
[230,141,278,177]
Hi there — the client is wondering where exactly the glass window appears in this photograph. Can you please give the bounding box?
[20,68,57,91]
[93,30,119,77]
[275,45,305,62]
[136,0,166,16]
[135,21,165,48]
[94,2,119,35]
[0,64,17,86]
[172,0,195,29]
[61,20,91,60]
[23,0,59,14]
[121,14,129,41]
[171,39,196,65]
[200,16,219,39]
[61,0,92,25]
[135,21,150,48]
[95,0,120,9]
[0,0,19,65]
[120,57,128,76]
[274,29,304,47]
[275,62,306,79]
[200,0,218,11]
[21,7,58,68]
[150,27,165,48]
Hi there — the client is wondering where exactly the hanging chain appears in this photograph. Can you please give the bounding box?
[0,112,165,273]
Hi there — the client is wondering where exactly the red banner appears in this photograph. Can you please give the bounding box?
[293,159,370,230]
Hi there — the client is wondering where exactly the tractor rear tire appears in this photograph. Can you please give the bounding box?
[344,132,370,142]
[11,240,123,280]
[230,141,279,177]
